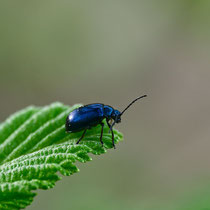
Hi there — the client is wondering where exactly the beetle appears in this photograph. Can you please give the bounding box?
[65,95,147,148]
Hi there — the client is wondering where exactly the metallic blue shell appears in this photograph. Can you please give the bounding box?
[66,104,110,132]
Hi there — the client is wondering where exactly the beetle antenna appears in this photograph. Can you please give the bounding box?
[120,95,147,116]
[108,95,147,133]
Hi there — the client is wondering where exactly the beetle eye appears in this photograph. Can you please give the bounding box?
[115,116,121,123]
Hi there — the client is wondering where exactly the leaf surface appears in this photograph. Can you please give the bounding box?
[0,103,123,209]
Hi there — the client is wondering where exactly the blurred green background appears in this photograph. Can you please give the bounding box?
[0,1,210,209]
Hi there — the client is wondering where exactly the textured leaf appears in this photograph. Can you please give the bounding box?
[0,102,123,209]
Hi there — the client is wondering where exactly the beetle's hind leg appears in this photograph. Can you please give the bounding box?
[100,122,104,147]
[76,129,87,144]
[106,119,116,149]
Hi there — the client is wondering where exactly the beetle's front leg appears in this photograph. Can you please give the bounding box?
[100,122,104,147]
[106,118,116,149]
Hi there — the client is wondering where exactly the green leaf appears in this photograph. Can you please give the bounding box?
[0,102,123,209]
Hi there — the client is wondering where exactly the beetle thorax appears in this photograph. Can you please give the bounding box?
[103,105,114,118]
[103,105,121,123]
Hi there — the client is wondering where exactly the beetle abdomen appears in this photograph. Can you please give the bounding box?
[66,106,104,132]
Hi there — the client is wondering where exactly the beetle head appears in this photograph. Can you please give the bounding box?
[111,109,121,123]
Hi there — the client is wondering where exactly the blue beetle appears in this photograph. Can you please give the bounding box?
[65,95,147,148]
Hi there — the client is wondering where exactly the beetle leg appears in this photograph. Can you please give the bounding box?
[106,119,116,149]
[100,122,104,147]
[110,127,116,149]
[76,129,87,144]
